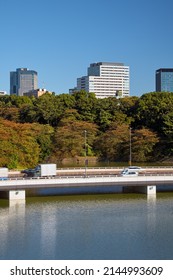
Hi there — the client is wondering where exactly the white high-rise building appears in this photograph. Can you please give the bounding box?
[70,62,130,98]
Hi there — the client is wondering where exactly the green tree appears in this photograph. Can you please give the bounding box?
[73,90,97,122]
[34,94,75,126]
[135,92,173,133]
[95,97,130,131]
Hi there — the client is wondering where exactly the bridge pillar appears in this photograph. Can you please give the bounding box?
[136,185,156,196]
[146,185,156,196]
[9,190,26,205]
[123,185,156,196]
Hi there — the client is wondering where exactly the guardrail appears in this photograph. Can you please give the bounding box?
[2,173,173,181]
[57,166,173,170]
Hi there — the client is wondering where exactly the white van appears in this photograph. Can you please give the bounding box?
[121,167,139,176]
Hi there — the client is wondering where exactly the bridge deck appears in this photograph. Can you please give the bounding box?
[1,174,173,191]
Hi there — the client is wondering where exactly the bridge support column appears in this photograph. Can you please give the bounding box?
[9,190,26,206]
[145,185,156,196]
[136,185,156,196]
[123,185,156,196]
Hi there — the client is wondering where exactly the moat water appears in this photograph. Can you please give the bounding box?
[0,192,173,260]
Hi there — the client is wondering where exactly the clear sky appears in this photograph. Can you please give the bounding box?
[0,0,173,96]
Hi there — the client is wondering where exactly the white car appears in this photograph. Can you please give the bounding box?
[121,167,141,176]
[121,170,138,176]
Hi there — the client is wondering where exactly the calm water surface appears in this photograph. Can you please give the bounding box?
[0,193,173,260]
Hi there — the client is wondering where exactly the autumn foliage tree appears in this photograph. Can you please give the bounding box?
[131,128,159,162]
[0,91,173,167]
[95,124,130,161]
[52,119,98,162]
[0,119,53,168]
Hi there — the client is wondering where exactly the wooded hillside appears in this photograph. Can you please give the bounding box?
[0,91,172,168]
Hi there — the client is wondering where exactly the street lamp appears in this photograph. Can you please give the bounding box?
[129,127,132,166]
[84,130,87,177]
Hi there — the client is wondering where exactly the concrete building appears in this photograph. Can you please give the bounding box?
[156,68,173,92]
[10,68,38,96]
[23,88,52,98]
[70,62,130,98]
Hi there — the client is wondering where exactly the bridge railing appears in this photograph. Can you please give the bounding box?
[2,172,173,182]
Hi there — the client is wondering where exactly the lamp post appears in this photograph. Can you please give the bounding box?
[129,127,132,166]
[84,130,87,177]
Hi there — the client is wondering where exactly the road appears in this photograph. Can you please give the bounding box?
[8,166,173,178]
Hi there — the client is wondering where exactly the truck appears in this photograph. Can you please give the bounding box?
[22,164,56,178]
[0,167,8,180]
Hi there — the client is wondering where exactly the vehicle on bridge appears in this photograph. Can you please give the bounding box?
[121,166,141,176]
[121,170,138,176]
[22,164,56,178]
[0,167,8,180]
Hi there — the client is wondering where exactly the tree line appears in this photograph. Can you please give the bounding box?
[0,91,173,168]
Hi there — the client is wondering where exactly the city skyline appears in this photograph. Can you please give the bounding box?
[0,0,173,96]
[1,63,173,97]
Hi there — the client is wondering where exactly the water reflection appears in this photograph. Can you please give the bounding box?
[0,193,173,260]
[0,209,9,257]
[40,206,57,258]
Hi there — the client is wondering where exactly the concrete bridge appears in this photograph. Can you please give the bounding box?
[1,173,173,204]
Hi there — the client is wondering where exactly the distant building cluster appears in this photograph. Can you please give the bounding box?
[9,68,52,98]
[0,63,173,98]
[70,63,173,98]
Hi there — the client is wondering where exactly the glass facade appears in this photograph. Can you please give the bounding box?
[10,68,38,96]
[156,69,173,92]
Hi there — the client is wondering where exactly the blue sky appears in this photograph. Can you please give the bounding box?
[0,0,173,96]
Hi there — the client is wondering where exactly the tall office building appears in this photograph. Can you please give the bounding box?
[70,62,130,98]
[156,68,173,92]
[10,68,38,96]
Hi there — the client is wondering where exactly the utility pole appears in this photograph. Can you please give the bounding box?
[84,130,87,177]
[129,127,132,166]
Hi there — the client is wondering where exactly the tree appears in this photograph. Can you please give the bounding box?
[0,119,54,168]
[135,92,173,133]
[0,119,40,168]
[73,91,97,122]
[95,125,159,163]
[95,97,131,131]
[0,106,20,122]
[131,128,159,162]
[95,124,130,161]
[52,120,98,161]
[30,123,54,162]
